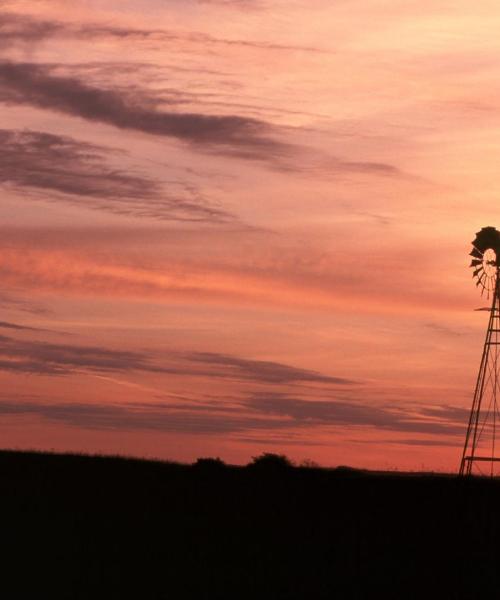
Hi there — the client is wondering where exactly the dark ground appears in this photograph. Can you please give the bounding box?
[3,449,500,599]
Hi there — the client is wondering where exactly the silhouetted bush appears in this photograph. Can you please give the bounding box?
[299,458,320,468]
[248,452,294,469]
[193,457,226,470]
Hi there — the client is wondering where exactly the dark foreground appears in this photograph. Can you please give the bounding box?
[3,450,500,599]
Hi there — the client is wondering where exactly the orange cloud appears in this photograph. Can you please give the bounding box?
[0,239,468,315]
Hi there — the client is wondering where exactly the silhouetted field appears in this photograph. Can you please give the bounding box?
[3,449,500,599]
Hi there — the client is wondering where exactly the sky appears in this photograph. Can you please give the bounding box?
[0,0,498,471]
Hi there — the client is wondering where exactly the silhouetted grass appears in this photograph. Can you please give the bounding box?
[2,449,499,599]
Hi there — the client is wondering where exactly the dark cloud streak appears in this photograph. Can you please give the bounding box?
[0,393,468,438]
[246,394,467,436]
[0,128,232,222]
[0,320,43,332]
[0,12,324,53]
[0,334,350,386]
[0,398,289,434]
[0,320,64,335]
[0,61,289,161]
[185,351,354,384]
[0,334,152,375]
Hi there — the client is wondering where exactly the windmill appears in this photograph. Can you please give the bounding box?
[460,226,500,475]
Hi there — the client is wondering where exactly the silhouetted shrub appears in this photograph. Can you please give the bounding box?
[193,457,226,470]
[299,459,320,468]
[248,452,294,470]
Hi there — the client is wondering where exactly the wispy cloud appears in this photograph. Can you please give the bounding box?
[246,393,467,436]
[0,129,232,222]
[184,352,354,384]
[196,0,263,10]
[0,397,290,434]
[0,290,49,316]
[0,11,324,53]
[0,334,151,375]
[0,61,290,161]
[0,334,350,385]
[0,235,464,315]
[0,58,401,176]
[0,11,61,47]
[419,405,470,421]
[0,320,59,334]
[0,321,38,332]
[424,322,466,337]
[376,438,462,447]
[0,392,468,438]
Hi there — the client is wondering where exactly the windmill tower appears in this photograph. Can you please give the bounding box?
[460,226,500,476]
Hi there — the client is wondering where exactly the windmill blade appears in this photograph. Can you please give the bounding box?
[470,248,484,259]
[469,227,500,298]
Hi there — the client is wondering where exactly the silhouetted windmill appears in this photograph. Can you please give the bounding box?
[460,227,500,476]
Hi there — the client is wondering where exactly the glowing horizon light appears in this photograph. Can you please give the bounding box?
[0,0,496,471]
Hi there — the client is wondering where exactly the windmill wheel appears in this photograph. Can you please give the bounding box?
[470,226,500,298]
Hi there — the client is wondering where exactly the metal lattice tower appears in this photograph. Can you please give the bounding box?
[460,226,500,476]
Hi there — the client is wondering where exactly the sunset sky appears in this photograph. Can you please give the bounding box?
[1,0,499,471]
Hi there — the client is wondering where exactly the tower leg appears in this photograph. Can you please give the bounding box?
[459,273,500,475]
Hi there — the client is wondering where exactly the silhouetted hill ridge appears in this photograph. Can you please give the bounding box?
[2,449,499,599]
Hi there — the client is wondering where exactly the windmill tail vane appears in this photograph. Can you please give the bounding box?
[460,226,500,476]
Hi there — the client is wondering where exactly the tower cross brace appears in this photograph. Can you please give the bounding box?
[460,267,500,476]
